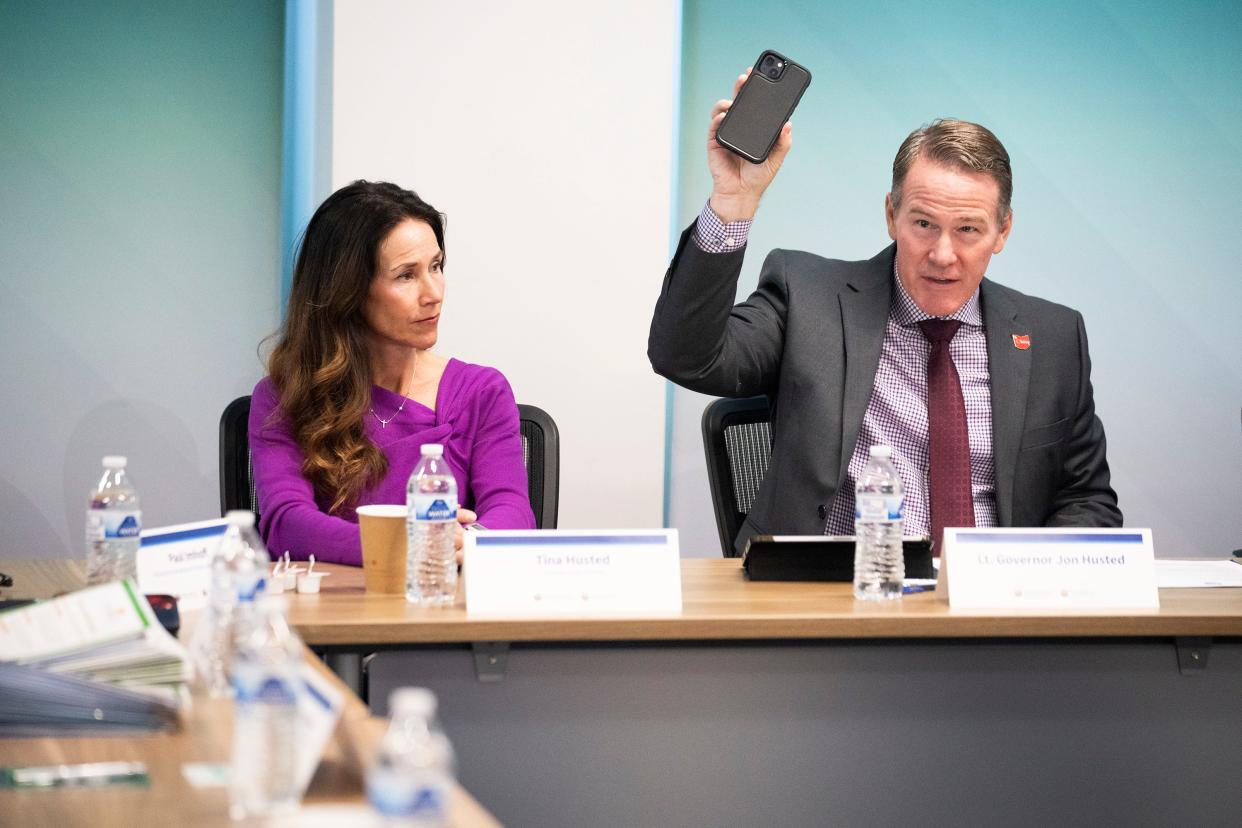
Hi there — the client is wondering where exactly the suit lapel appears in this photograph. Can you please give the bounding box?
[981,280,1030,526]
[837,246,894,488]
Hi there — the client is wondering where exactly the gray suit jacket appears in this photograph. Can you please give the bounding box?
[649,226,1122,553]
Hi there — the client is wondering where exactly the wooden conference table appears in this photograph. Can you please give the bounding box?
[283,558,1242,828]
[0,560,500,828]
[288,557,1242,645]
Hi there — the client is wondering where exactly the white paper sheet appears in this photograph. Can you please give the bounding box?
[1154,559,1242,588]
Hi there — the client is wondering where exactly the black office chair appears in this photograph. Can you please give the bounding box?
[219,395,560,528]
[516,403,559,529]
[701,395,773,556]
[219,395,257,518]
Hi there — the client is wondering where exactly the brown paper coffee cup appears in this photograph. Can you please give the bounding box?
[357,504,407,594]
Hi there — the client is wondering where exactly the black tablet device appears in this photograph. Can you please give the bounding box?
[742,535,934,581]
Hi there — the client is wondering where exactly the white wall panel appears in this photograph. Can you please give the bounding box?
[332,0,679,529]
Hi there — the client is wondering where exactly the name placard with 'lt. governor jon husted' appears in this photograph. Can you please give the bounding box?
[937,528,1159,609]
[464,530,682,616]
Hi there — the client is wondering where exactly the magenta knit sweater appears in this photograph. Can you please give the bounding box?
[249,359,535,565]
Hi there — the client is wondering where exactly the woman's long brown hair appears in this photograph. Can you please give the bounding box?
[266,181,445,513]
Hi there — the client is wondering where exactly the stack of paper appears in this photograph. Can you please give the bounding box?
[0,579,192,709]
[0,662,178,736]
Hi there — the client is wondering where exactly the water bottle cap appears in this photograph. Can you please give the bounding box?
[390,687,438,717]
[420,443,444,457]
[102,455,127,468]
[868,445,892,460]
[225,510,257,528]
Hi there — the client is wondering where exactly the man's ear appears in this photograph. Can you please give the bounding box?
[993,208,1014,254]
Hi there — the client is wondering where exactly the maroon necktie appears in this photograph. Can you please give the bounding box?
[918,319,975,554]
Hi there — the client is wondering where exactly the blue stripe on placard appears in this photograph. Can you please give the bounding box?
[302,677,333,711]
[954,533,1144,544]
[140,524,229,547]
[474,535,670,547]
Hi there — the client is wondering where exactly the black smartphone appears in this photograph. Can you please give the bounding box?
[715,50,812,164]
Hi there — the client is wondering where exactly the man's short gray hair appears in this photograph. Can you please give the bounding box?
[891,119,1012,222]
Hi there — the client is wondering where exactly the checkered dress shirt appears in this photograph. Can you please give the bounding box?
[693,203,998,537]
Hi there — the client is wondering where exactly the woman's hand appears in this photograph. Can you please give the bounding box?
[707,68,794,222]
[453,508,478,564]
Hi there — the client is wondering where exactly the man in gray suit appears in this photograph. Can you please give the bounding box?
[649,73,1122,554]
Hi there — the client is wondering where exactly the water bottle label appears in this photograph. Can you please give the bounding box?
[409,784,447,817]
[412,494,457,522]
[368,769,449,818]
[86,509,141,541]
[255,675,298,705]
[235,569,266,602]
[855,494,902,522]
[234,672,298,706]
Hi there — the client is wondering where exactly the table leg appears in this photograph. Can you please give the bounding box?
[323,651,365,699]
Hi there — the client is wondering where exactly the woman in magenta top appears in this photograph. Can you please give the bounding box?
[250,181,534,565]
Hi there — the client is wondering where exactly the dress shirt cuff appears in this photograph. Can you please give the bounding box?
[691,201,752,253]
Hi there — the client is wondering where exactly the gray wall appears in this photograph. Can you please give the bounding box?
[0,1,284,559]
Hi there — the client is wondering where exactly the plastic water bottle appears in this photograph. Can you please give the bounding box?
[229,594,302,820]
[853,445,905,600]
[406,444,458,606]
[85,456,141,585]
[226,512,271,653]
[367,687,457,826]
[189,510,269,697]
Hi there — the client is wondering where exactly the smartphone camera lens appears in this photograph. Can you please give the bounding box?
[759,54,784,80]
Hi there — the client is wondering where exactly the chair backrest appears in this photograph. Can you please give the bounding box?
[516,403,560,530]
[219,395,258,519]
[219,395,560,529]
[701,395,773,556]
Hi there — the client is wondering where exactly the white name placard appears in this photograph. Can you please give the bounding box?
[294,661,345,798]
[938,528,1159,609]
[137,519,229,606]
[464,529,682,616]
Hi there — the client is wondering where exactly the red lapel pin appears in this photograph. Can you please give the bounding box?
[1012,334,1031,350]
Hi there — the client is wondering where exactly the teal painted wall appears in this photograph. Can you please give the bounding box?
[670,1,1242,555]
[0,1,284,557]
